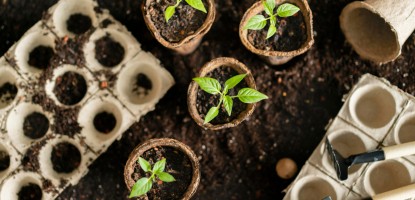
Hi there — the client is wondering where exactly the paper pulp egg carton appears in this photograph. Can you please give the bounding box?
[0,0,174,199]
[283,74,415,200]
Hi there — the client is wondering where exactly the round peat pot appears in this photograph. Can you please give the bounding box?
[0,68,19,111]
[394,113,415,144]
[141,0,215,55]
[239,0,314,65]
[290,175,338,200]
[124,138,200,200]
[0,172,45,200]
[187,57,257,130]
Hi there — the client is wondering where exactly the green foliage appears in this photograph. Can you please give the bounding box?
[129,157,176,198]
[193,73,268,124]
[164,0,207,22]
[244,1,300,39]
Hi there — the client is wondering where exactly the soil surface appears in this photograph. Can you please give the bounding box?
[247,9,307,51]
[0,151,10,171]
[17,183,43,200]
[66,13,92,35]
[23,112,50,139]
[53,71,87,106]
[0,82,18,106]
[196,66,248,124]
[51,142,81,173]
[95,35,125,67]
[132,147,192,200]
[2,0,415,199]
[93,111,117,134]
[28,45,54,70]
[133,73,153,97]
[147,0,208,42]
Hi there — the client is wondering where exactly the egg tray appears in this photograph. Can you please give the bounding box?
[283,74,415,200]
[0,0,174,199]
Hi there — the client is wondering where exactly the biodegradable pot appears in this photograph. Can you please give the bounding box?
[124,138,200,200]
[239,0,314,65]
[187,57,256,130]
[340,0,415,63]
[141,0,216,55]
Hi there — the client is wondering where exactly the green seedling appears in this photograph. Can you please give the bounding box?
[129,157,175,198]
[193,74,268,124]
[244,0,300,39]
[165,0,207,22]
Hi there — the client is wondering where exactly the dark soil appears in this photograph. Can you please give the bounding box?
[247,9,307,51]
[0,151,10,171]
[28,45,54,70]
[196,66,248,124]
[17,183,43,200]
[53,71,87,105]
[51,142,81,173]
[23,112,50,139]
[0,82,17,106]
[132,73,153,97]
[93,111,117,134]
[66,13,92,35]
[94,35,125,67]
[148,0,208,42]
[132,147,192,200]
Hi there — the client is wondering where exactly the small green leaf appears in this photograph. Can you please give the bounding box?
[223,96,233,116]
[266,25,277,39]
[129,178,152,198]
[138,157,151,172]
[277,3,300,17]
[266,0,276,11]
[185,0,207,13]
[244,15,267,30]
[204,106,219,124]
[225,74,246,90]
[193,77,221,95]
[152,158,166,173]
[237,88,269,103]
[270,15,277,26]
[157,172,176,182]
[263,0,274,16]
[165,6,176,22]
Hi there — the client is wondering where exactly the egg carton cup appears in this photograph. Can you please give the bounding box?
[0,133,21,184]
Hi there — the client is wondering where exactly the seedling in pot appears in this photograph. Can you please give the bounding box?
[244,0,300,39]
[193,74,268,124]
[165,0,207,22]
[129,157,176,198]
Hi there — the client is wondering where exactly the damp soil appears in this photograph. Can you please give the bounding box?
[53,71,87,106]
[131,147,192,200]
[66,13,93,35]
[28,45,54,70]
[0,82,17,106]
[93,111,117,134]
[132,73,153,97]
[23,112,50,139]
[51,142,81,173]
[95,35,125,67]
[0,151,10,171]
[247,9,307,51]
[17,183,43,200]
[147,0,208,42]
[196,67,248,125]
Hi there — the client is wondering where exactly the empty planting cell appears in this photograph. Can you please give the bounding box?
[290,175,338,200]
[0,67,19,112]
[394,113,415,144]
[0,171,47,200]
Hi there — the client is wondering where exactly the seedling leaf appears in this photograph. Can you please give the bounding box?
[277,3,300,17]
[165,6,176,22]
[185,0,207,13]
[129,178,152,198]
[223,95,233,116]
[138,157,151,172]
[244,15,267,30]
[266,25,277,39]
[225,74,246,89]
[193,77,221,95]
[263,0,274,16]
[152,158,166,173]
[266,0,276,11]
[157,172,176,182]
[237,88,269,103]
[204,106,219,124]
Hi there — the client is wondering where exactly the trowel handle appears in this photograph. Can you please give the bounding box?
[372,183,415,200]
[383,141,415,160]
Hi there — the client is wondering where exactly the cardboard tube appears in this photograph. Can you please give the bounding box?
[340,0,415,63]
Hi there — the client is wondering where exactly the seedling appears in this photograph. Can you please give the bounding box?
[193,74,268,124]
[129,157,176,198]
[165,0,207,22]
[244,0,300,39]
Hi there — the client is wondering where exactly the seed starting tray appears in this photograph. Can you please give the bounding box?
[283,74,415,200]
[0,0,174,199]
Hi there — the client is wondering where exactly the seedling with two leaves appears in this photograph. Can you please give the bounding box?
[129,157,176,198]
[165,0,207,22]
[193,74,268,124]
[244,0,300,39]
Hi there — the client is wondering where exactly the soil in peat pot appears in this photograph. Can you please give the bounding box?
[28,46,54,70]
[66,13,93,35]
[148,0,208,42]
[133,73,153,97]
[196,67,248,125]
[247,7,307,51]
[17,183,43,200]
[0,82,18,106]
[93,111,116,134]
[132,147,193,200]
[23,112,50,139]
[0,151,10,171]
[51,142,81,173]
[95,35,125,67]
[53,71,87,106]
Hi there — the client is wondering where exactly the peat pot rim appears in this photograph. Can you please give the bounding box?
[239,0,314,59]
[187,57,257,130]
[124,138,200,200]
[142,0,216,55]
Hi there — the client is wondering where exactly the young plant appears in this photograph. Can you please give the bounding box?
[165,0,207,22]
[129,157,176,198]
[244,0,300,39]
[193,74,268,124]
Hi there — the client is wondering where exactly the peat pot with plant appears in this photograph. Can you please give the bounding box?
[239,0,314,65]
[141,0,215,55]
[187,57,268,130]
